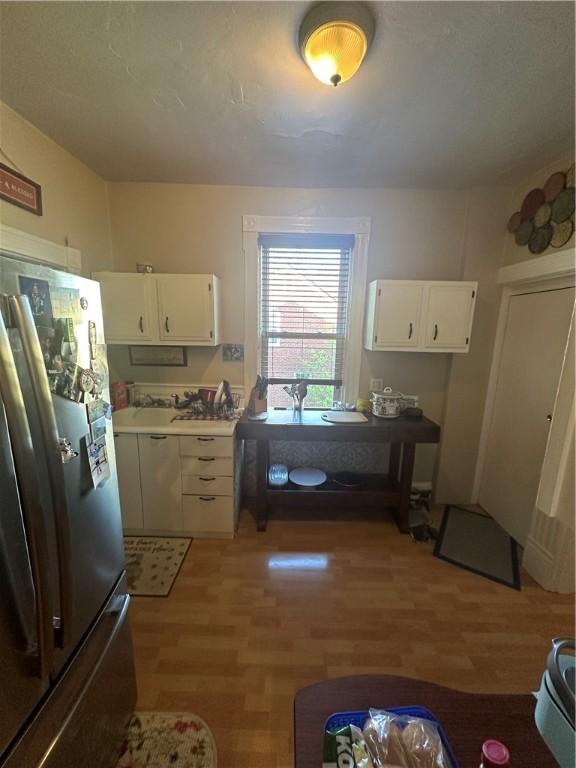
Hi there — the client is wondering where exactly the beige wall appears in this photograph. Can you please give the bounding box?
[502,153,575,267]
[0,101,112,276]
[0,101,571,495]
[437,153,575,503]
[436,187,511,502]
[108,182,472,481]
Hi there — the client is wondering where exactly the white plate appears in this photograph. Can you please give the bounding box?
[289,467,327,487]
[321,411,368,423]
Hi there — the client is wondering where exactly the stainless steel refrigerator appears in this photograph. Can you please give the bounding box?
[0,253,136,768]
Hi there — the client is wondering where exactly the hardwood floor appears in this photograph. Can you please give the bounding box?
[129,510,574,767]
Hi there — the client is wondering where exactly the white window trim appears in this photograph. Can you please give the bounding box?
[243,215,371,405]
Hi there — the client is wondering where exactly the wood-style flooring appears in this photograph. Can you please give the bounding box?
[129,511,574,768]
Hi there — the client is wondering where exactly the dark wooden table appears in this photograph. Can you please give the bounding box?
[294,675,556,768]
[236,410,440,533]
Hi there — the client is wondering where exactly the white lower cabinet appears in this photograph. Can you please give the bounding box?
[138,434,182,531]
[114,428,237,538]
[180,456,233,476]
[179,434,236,537]
[181,475,233,495]
[113,433,143,529]
[182,496,234,535]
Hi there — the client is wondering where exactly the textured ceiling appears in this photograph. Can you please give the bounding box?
[0,1,574,188]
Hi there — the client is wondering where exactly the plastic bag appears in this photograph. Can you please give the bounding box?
[363,710,451,768]
[323,723,375,768]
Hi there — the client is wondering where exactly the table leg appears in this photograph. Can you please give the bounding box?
[396,442,415,534]
[255,439,269,532]
[388,442,401,484]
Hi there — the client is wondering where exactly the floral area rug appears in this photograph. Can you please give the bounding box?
[124,537,191,596]
[116,712,217,768]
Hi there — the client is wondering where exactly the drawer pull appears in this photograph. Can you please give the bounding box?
[197,437,214,442]
[199,496,216,502]
[199,477,216,482]
[150,435,167,440]
[197,457,215,462]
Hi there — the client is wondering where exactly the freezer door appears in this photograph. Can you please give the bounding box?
[0,255,125,678]
[0,319,51,758]
[3,575,137,768]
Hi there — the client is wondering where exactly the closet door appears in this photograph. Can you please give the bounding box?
[479,286,575,545]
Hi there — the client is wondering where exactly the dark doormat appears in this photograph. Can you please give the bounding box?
[434,505,521,590]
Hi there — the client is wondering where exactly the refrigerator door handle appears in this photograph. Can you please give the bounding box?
[0,306,54,679]
[10,295,73,649]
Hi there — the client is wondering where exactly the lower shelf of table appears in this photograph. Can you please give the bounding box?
[265,474,400,509]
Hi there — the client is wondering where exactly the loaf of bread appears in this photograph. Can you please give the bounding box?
[363,717,411,767]
[401,720,450,768]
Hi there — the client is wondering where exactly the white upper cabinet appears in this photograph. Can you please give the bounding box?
[423,284,476,349]
[156,275,218,343]
[367,282,423,348]
[364,280,477,353]
[93,272,221,345]
[97,273,157,343]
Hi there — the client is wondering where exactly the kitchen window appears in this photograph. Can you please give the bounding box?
[258,233,355,408]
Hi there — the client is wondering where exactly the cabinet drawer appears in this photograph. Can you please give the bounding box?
[179,435,232,457]
[181,475,233,495]
[182,495,234,534]
[180,456,233,476]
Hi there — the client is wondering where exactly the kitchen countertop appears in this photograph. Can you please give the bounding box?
[111,407,238,436]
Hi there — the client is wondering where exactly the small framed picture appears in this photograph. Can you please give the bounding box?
[222,343,244,362]
[128,346,188,366]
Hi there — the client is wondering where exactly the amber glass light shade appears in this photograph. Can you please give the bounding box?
[303,21,368,86]
[299,3,375,87]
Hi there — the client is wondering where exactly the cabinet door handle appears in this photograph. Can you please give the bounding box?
[139,315,144,333]
[433,323,438,341]
[199,496,216,502]
[150,435,167,440]
[408,322,413,340]
[197,437,214,442]
[199,476,216,482]
[113,433,119,438]
[198,456,215,462]
[165,316,170,333]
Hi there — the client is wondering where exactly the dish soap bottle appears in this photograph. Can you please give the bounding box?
[480,740,510,766]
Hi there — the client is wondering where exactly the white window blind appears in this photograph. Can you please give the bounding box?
[258,233,355,407]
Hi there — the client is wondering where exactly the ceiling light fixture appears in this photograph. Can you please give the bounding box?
[299,2,375,87]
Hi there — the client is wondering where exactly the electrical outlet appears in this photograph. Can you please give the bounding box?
[369,378,383,393]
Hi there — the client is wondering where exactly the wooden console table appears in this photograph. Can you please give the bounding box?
[236,410,440,532]
[294,675,556,768]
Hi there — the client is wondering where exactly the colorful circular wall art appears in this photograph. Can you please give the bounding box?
[507,163,575,252]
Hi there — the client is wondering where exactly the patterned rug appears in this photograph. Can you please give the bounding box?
[124,537,191,596]
[116,712,217,768]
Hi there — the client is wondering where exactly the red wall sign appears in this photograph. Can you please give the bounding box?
[0,162,42,216]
